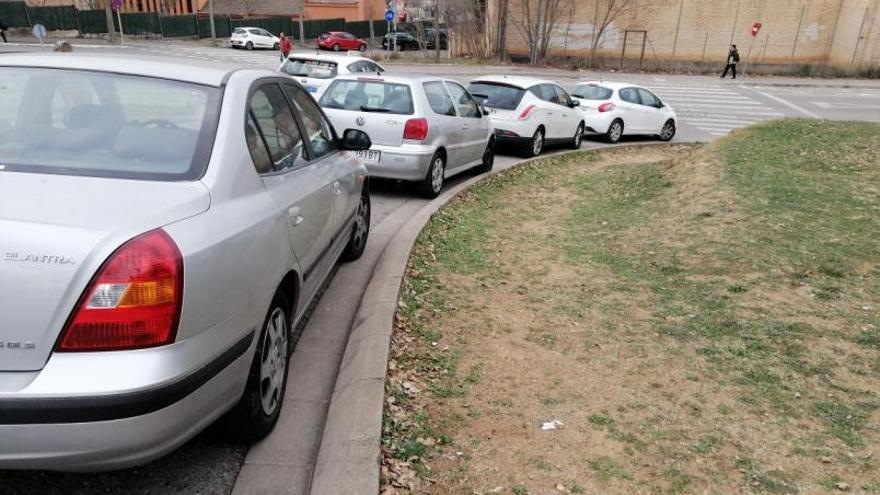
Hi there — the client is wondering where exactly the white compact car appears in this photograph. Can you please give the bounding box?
[571,81,677,143]
[230,27,280,50]
[319,74,494,198]
[278,53,385,98]
[468,75,585,157]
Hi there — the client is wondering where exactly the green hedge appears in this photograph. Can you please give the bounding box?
[0,1,29,27]
[28,6,78,31]
[160,14,198,37]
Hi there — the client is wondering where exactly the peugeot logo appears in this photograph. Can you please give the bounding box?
[356,116,366,127]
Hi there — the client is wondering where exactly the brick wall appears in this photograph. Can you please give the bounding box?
[489,0,880,67]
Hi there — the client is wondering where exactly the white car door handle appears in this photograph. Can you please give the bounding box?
[288,206,304,226]
[333,181,342,196]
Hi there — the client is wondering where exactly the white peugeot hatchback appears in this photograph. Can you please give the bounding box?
[278,53,385,99]
[468,75,585,157]
[571,81,677,143]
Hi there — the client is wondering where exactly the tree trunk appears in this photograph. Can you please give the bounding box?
[496,0,508,61]
[104,0,117,41]
[433,12,440,60]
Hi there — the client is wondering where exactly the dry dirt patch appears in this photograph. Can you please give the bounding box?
[383,121,880,495]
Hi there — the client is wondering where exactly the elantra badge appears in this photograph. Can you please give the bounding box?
[0,340,36,350]
[4,252,75,265]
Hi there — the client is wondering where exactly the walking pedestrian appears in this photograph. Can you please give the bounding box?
[721,44,740,79]
[279,32,292,62]
[0,17,9,44]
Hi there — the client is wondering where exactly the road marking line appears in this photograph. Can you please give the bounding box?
[745,85,823,119]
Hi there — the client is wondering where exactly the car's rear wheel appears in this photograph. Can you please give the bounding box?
[220,290,290,442]
[245,41,254,51]
[570,122,584,149]
[417,152,445,198]
[273,42,280,50]
[605,119,623,144]
[523,127,544,157]
[473,140,495,174]
[333,43,341,52]
[359,43,367,52]
[658,119,676,141]
[340,192,371,262]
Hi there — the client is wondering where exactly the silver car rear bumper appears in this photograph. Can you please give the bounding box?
[0,332,254,472]
[363,144,434,182]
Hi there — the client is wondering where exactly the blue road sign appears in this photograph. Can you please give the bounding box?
[385,9,395,22]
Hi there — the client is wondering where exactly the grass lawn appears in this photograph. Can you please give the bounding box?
[382,120,880,495]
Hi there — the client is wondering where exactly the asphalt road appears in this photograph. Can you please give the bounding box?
[1,39,878,495]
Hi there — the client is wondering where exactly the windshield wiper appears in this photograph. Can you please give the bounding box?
[359,105,391,113]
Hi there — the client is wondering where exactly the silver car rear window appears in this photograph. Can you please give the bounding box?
[572,85,613,100]
[319,79,414,115]
[0,68,219,181]
[280,58,338,79]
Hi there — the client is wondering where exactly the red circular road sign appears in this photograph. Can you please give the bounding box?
[751,22,762,37]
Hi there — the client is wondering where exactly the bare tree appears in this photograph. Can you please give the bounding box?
[436,0,489,58]
[509,0,571,65]
[588,0,634,67]
[495,0,509,60]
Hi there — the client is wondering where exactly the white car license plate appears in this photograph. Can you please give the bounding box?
[306,86,318,93]
[356,150,380,164]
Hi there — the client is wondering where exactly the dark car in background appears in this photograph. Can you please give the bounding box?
[382,32,421,51]
[423,28,448,50]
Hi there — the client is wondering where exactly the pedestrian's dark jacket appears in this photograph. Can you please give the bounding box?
[0,18,8,30]
[728,49,740,64]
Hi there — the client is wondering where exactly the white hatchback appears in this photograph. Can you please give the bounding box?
[468,75,585,157]
[229,27,280,50]
[278,53,385,99]
[571,81,677,143]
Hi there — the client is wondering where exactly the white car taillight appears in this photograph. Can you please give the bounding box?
[518,104,536,120]
[57,229,183,352]
[598,102,616,113]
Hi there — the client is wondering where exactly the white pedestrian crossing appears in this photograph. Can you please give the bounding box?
[648,83,785,137]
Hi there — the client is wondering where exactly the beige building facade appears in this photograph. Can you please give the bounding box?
[488,0,880,67]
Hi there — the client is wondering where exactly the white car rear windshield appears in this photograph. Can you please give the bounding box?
[0,68,219,181]
[572,85,614,100]
[280,58,338,79]
[467,82,525,110]
[233,28,247,35]
[320,80,414,115]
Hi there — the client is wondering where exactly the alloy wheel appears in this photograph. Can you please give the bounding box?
[532,130,544,156]
[610,122,622,142]
[431,157,444,193]
[660,121,675,140]
[259,308,288,416]
[352,194,370,252]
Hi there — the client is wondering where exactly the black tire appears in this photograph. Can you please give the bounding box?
[359,43,367,52]
[332,43,341,52]
[570,122,585,149]
[220,290,291,442]
[658,119,676,142]
[273,42,280,50]
[245,41,254,51]
[473,140,495,175]
[417,152,445,198]
[605,119,623,144]
[340,192,371,262]
[522,127,545,158]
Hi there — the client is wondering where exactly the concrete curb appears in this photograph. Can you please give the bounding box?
[308,143,671,494]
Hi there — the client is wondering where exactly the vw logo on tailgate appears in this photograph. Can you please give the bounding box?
[356,116,366,127]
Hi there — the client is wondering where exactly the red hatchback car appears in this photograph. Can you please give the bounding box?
[317,32,368,52]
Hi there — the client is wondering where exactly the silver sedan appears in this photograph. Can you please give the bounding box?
[318,74,495,198]
[0,53,372,471]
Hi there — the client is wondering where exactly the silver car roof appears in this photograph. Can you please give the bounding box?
[0,53,263,87]
[329,73,457,85]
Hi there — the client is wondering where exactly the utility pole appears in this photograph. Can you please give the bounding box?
[851,7,870,65]
[791,3,806,61]
[208,0,216,40]
[432,0,440,61]
[299,0,306,46]
[670,0,684,66]
[729,0,740,46]
[104,0,117,42]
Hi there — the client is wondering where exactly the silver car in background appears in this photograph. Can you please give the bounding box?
[0,54,372,471]
[318,74,495,198]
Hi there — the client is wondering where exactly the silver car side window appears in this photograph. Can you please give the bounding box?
[445,82,481,119]
[285,84,339,161]
[423,81,456,116]
[248,84,307,173]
